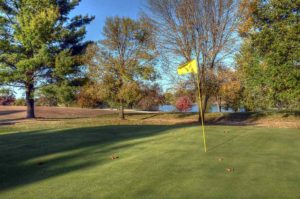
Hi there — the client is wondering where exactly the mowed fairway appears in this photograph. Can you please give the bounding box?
[0,121,299,199]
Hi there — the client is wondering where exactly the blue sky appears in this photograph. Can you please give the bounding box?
[70,0,145,41]
[14,0,145,98]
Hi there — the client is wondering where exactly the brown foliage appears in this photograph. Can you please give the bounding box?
[238,0,258,36]
[77,83,104,108]
[137,84,163,111]
[217,68,242,111]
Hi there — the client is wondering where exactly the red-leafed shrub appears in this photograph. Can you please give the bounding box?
[0,89,15,105]
[175,96,192,112]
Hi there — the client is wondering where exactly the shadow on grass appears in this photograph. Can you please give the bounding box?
[176,112,197,118]
[141,114,159,120]
[205,111,299,124]
[0,118,26,126]
[207,133,246,152]
[0,124,178,192]
[205,112,265,123]
[0,110,25,116]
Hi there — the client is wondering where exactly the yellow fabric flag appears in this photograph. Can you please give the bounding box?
[177,59,198,75]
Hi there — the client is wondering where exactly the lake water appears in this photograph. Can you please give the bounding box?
[158,104,245,113]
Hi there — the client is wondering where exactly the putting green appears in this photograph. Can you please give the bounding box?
[0,124,299,198]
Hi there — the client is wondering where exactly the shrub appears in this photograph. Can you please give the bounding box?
[175,96,192,112]
[13,98,26,106]
[0,89,15,105]
[76,84,104,108]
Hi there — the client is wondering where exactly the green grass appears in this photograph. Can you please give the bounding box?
[0,120,299,199]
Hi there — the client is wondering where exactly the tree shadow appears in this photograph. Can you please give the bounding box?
[207,133,246,152]
[0,122,16,126]
[0,124,178,191]
[172,112,196,118]
[0,118,26,125]
[0,110,25,116]
[141,114,159,120]
[281,111,300,117]
[205,112,266,124]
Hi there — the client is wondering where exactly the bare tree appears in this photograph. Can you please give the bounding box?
[146,0,240,121]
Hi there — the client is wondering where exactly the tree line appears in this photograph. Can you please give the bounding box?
[1,0,299,120]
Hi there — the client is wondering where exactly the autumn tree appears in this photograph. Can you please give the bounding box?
[137,84,163,111]
[85,17,157,119]
[146,0,240,121]
[216,67,242,112]
[173,82,197,104]
[163,92,175,105]
[0,0,94,118]
[76,81,104,108]
[238,0,258,36]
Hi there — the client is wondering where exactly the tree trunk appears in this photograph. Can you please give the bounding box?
[217,96,222,112]
[203,95,210,116]
[198,95,210,123]
[197,79,205,123]
[197,108,203,123]
[25,83,35,119]
[197,94,206,123]
[119,103,125,119]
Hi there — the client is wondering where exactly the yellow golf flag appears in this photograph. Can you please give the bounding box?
[177,59,198,75]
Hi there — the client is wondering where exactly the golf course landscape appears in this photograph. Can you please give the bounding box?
[0,0,299,198]
[0,107,299,199]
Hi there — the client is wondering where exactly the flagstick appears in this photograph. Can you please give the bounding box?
[177,59,207,152]
[196,73,207,152]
